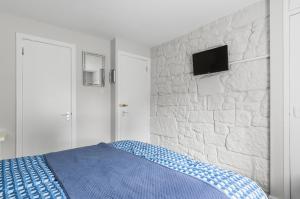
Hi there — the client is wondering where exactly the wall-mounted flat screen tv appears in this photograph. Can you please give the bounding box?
[192,45,228,76]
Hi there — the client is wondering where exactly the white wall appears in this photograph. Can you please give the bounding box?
[150,0,270,192]
[270,0,285,198]
[0,13,112,159]
[114,37,151,58]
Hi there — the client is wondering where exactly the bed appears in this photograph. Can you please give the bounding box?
[0,140,267,199]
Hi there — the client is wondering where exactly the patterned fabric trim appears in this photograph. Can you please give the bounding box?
[0,156,67,199]
[111,140,268,199]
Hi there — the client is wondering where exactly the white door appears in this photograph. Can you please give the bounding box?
[290,0,300,10]
[290,13,300,199]
[17,35,75,157]
[116,52,150,143]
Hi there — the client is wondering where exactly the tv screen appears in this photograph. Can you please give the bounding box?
[192,45,228,76]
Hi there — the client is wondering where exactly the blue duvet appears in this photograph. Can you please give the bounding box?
[0,140,267,199]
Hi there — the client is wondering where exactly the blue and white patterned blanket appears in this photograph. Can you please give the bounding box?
[112,141,267,199]
[0,140,267,199]
[0,156,66,199]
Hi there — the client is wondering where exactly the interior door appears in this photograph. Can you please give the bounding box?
[290,13,300,199]
[21,38,73,156]
[117,52,150,142]
[290,0,300,10]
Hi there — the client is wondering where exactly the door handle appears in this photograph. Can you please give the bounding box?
[119,104,128,107]
[61,112,71,120]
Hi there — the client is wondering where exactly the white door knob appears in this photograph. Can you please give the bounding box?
[61,112,71,120]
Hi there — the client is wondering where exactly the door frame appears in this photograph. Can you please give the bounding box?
[16,33,77,157]
[114,51,151,142]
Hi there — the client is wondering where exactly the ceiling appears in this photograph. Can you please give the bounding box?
[0,0,260,47]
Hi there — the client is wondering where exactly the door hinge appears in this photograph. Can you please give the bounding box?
[22,47,24,55]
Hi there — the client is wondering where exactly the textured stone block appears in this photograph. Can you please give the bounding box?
[178,122,194,137]
[225,25,252,61]
[172,107,188,122]
[177,94,190,105]
[236,110,252,126]
[157,95,177,106]
[215,122,229,135]
[151,117,178,137]
[218,149,253,172]
[189,111,214,123]
[157,107,171,117]
[228,92,247,102]
[205,145,218,163]
[151,84,158,96]
[260,94,270,117]
[189,149,206,162]
[178,135,204,153]
[204,131,226,146]
[226,59,269,91]
[208,95,224,110]
[188,80,198,93]
[172,75,189,86]
[227,127,269,159]
[236,102,260,112]
[150,96,158,116]
[197,76,224,96]
[172,85,188,94]
[159,67,171,77]
[158,83,172,95]
[252,116,269,127]
[254,158,269,192]
[244,18,270,58]
[245,90,266,103]
[189,93,198,104]
[171,64,185,76]
[150,134,160,145]
[223,96,235,110]
[214,110,235,123]
[231,0,269,28]
[160,136,178,151]
[195,96,207,110]
[191,123,214,134]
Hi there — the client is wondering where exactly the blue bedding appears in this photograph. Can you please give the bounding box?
[0,140,268,199]
[45,143,227,199]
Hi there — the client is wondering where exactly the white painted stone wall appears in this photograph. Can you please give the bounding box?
[150,0,270,192]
